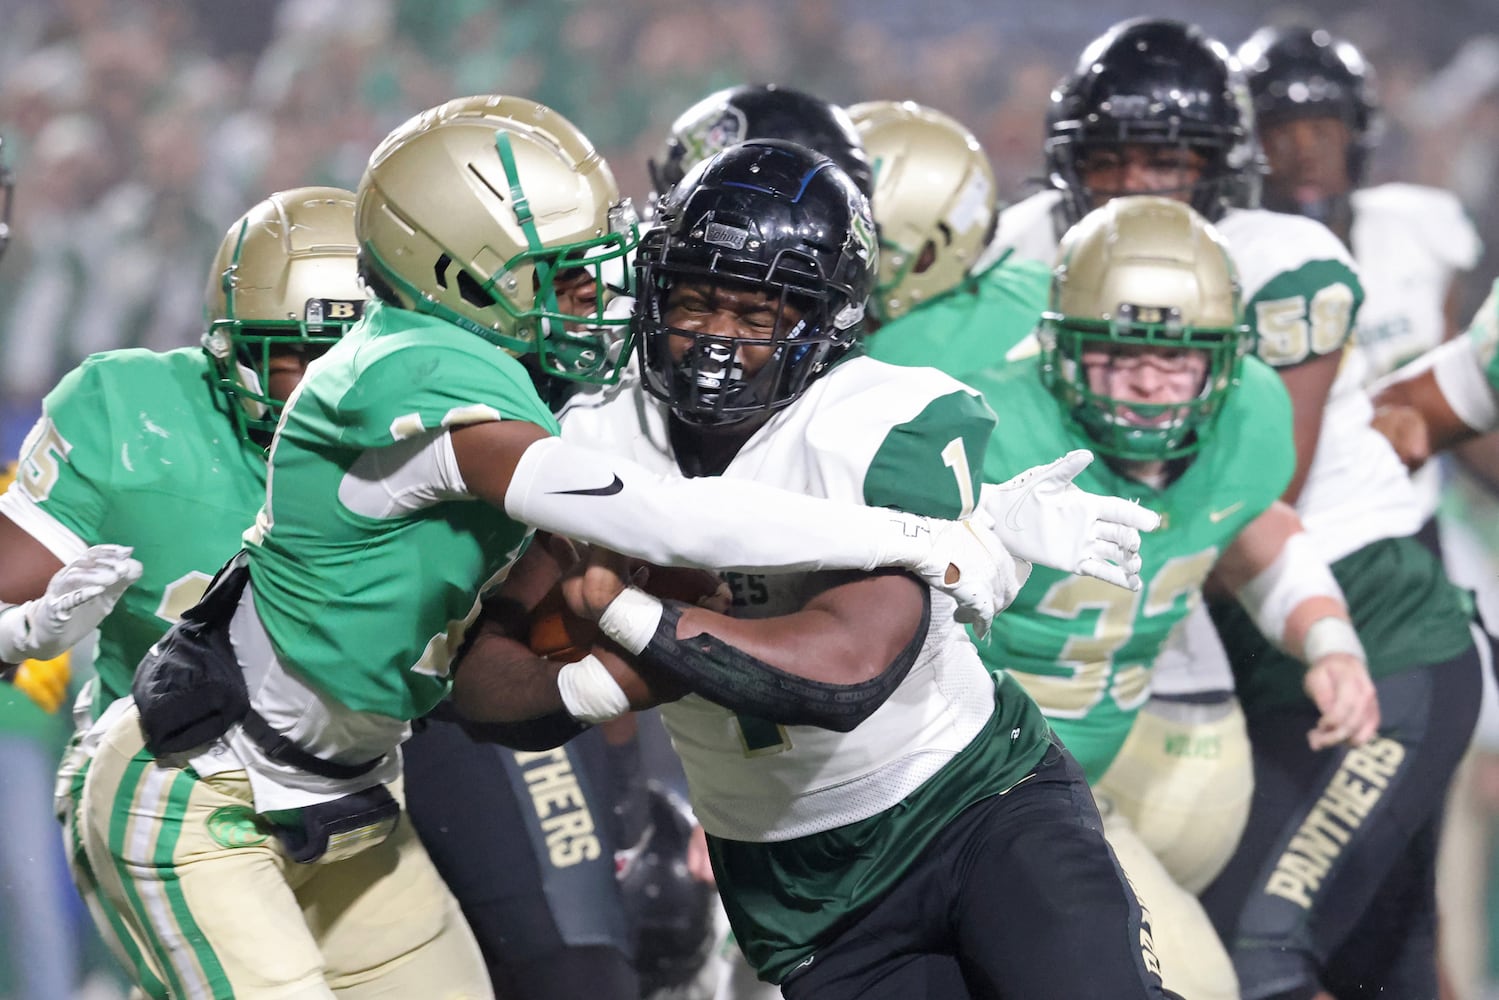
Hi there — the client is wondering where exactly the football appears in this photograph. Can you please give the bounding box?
[528,588,599,663]
[526,563,730,663]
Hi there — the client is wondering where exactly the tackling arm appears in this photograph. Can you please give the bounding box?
[449,421,1018,629]
[1372,339,1495,467]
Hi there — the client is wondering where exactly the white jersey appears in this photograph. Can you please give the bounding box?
[1351,183,1483,518]
[1351,183,1481,383]
[995,190,1421,564]
[559,357,1002,842]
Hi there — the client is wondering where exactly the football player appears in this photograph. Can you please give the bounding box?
[0,185,366,1000]
[850,89,1257,907]
[846,98,1055,361]
[970,195,1380,1000]
[648,83,872,205]
[478,140,1174,1000]
[74,97,1042,999]
[1238,27,1494,995]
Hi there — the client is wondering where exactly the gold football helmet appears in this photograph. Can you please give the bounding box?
[356,94,638,383]
[846,100,996,323]
[202,186,365,445]
[1040,195,1253,461]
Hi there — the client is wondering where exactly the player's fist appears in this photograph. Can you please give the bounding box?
[0,544,143,664]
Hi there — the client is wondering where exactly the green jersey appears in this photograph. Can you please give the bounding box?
[964,356,1295,781]
[0,349,267,712]
[247,300,557,721]
[863,254,1050,378]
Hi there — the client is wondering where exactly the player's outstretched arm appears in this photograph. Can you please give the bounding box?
[449,421,1020,631]
[1213,502,1379,749]
[979,449,1160,592]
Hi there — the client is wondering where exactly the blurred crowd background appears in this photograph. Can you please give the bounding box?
[3,0,1499,455]
[1,0,1498,996]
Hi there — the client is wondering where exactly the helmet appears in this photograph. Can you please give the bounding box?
[356,95,639,384]
[0,134,14,261]
[648,84,872,201]
[202,186,366,445]
[635,139,877,426]
[847,100,997,323]
[1047,18,1260,225]
[618,784,716,995]
[1039,196,1253,462]
[1237,25,1380,218]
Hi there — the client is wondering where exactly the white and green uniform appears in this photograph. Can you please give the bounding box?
[965,354,1294,781]
[1350,184,1481,386]
[559,353,1052,983]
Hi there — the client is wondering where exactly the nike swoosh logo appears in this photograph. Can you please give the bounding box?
[548,474,624,497]
[1208,501,1245,523]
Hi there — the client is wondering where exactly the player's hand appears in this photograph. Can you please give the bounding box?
[7,653,71,714]
[0,545,143,664]
[556,538,639,624]
[1371,403,1432,471]
[1303,652,1380,750]
[980,449,1161,591]
[894,508,1031,638]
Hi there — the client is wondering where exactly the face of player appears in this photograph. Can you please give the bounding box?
[1258,115,1353,210]
[1076,144,1208,208]
[264,344,331,404]
[1080,342,1210,422]
[550,266,605,330]
[662,279,806,379]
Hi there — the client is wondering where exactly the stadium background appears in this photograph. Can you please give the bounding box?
[1,0,1497,996]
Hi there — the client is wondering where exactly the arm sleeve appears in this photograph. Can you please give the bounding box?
[502,436,931,574]
[1431,335,1499,433]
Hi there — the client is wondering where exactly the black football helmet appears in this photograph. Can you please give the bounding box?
[617,784,717,995]
[648,84,872,202]
[0,134,13,262]
[1047,18,1260,226]
[635,139,877,426]
[1237,25,1380,213]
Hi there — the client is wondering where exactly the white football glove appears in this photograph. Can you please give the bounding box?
[883,508,1032,637]
[0,544,143,664]
[980,450,1160,592]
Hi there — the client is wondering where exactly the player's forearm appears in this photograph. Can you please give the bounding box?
[592,576,929,732]
[1373,346,1489,453]
[450,627,567,724]
[503,437,941,575]
[1280,598,1356,664]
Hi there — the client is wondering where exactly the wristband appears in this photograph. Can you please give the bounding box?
[1302,617,1366,664]
[598,587,665,656]
[556,653,631,724]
